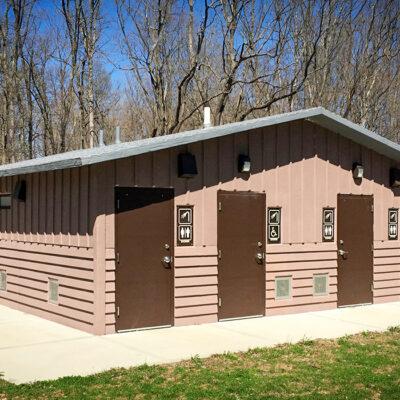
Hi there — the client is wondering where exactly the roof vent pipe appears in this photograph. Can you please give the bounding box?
[203,106,212,128]
[99,130,105,147]
[115,126,121,144]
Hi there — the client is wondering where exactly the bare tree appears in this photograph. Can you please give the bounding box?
[81,0,102,147]
[0,0,399,162]
[116,0,211,135]
[0,0,36,162]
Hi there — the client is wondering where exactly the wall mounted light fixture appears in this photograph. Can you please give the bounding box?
[352,162,364,179]
[178,153,198,178]
[13,180,26,202]
[390,168,400,187]
[238,154,251,173]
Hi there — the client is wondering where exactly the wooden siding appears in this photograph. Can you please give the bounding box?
[103,120,400,331]
[174,246,218,326]
[0,242,94,332]
[373,241,400,303]
[0,119,399,334]
[0,166,103,333]
[265,243,337,315]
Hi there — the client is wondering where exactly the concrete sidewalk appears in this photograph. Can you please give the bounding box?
[1,302,400,384]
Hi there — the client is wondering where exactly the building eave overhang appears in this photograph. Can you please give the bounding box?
[0,107,398,177]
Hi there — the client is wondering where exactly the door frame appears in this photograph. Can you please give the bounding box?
[217,190,266,321]
[114,186,175,332]
[337,193,374,307]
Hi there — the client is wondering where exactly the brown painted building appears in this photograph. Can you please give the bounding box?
[0,108,399,335]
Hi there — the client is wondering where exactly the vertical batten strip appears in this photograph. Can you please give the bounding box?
[46,171,54,245]
[54,169,62,245]
[93,164,107,335]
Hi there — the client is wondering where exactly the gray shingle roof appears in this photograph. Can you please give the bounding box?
[0,107,399,177]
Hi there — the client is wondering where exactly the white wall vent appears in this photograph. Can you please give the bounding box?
[0,194,11,209]
[0,270,6,291]
[313,274,328,296]
[48,278,59,304]
[275,276,291,299]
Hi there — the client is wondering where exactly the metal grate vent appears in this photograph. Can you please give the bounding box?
[275,276,291,299]
[0,194,11,209]
[48,278,59,304]
[0,270,6,291]
[313,274,328,296]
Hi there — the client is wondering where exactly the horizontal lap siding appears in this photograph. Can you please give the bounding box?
[0,242,95,331]
[0,117,398,336]
[105,250,116,334]
[373,242,400,303]
[0,166,98,334]
[103,121,400,333]
[174,247,218,326]
[265,243,338,315]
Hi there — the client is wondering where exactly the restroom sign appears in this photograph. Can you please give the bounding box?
[322,208,334,242]
[179,225,192,242]
[268,208,281,243]
[388,209,398,240]
[178,207,192,224]
[177,206,193,246]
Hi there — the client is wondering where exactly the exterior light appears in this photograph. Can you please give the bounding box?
[13,180,26,202]
[390,168,400,187]
[352,162,364,179]
[238,154,251,173]
[178,153,198,178]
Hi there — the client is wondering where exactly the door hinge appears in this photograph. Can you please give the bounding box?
[116,252,120,264]
[218,297,222,307]
[116,306,120,318]
[371,284,374,292]
[117,199,120,210]
[371,205,374,213]
[218,202,222,211]
[218,249,222,259]
[371,244,374,253]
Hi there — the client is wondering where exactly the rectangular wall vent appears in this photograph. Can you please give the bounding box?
[0,270,6,291]
[0,194,11,209]
[313,274,328,296]
[48,278,59,304]
[275,276,291,300]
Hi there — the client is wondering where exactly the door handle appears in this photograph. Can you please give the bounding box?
[255,252,264,264]
[338,249,349,258]
[162,255,172,268]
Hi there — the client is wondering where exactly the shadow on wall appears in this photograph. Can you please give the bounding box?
[0,119,399,241]
[166,119,400,197]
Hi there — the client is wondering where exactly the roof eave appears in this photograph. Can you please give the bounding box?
[308,110,400,162]
[0,107,399,177]
[0,158,82,177]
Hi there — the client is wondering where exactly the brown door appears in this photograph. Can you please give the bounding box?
[115,187,174,331]
[217,191,266,320]
[337,194,373,307]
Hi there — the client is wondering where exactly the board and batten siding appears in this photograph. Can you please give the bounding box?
[0,165,108,334]
[102,120,400,332]
[0,119,399,335]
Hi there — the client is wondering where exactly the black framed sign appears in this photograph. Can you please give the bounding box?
[322,208,334,242]
[388,208,398,240]
[268,208,281,243]
[177,206,193,246]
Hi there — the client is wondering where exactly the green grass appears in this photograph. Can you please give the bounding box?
[1,327,400,400]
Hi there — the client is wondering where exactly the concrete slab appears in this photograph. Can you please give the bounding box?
[0,302,399,384]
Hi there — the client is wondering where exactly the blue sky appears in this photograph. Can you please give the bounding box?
[37,0,128,88]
